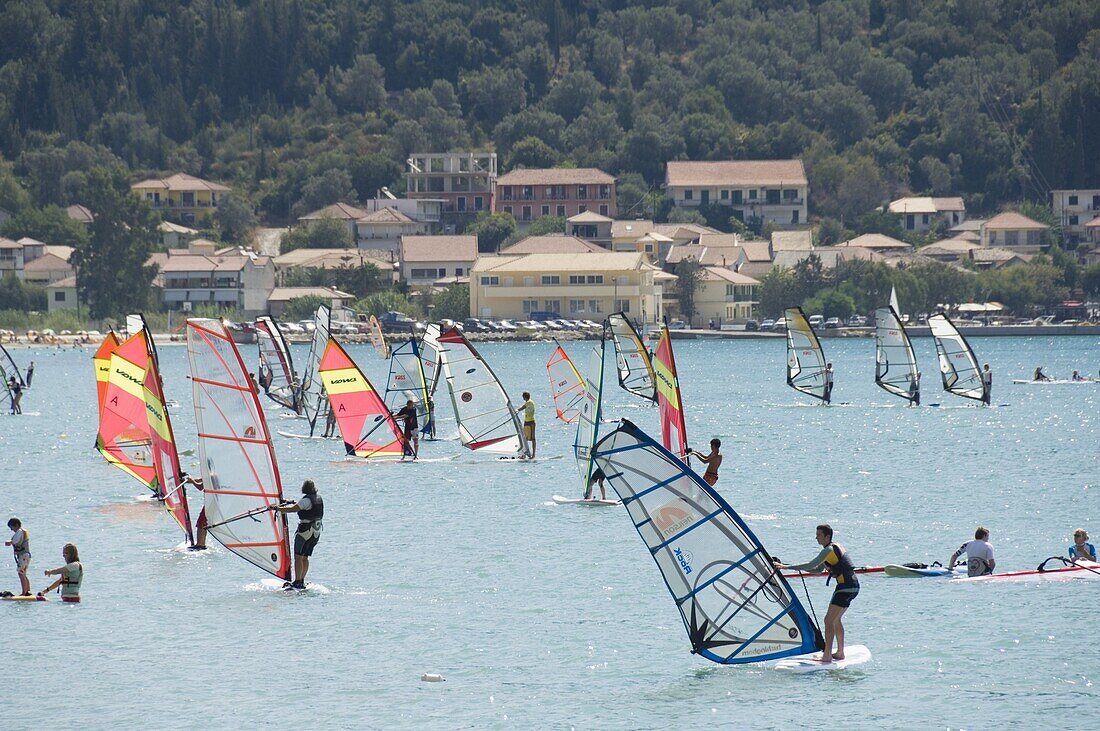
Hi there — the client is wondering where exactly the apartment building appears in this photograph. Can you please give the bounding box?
[131,173,230,224]
[494,168,616,229]
[665,160,808,227]
[888,197,966,233]
[1051,189,1100,243]
[149,241,275,317]
[406,151,497,216]
[980,212,1050,252]
[399,235,477,286]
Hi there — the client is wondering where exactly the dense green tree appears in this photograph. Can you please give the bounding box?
[804,289,857,320]
[1082,263,1100,297]
[1,205,88,249]
[0,273,46,311]
[526,215,565,236]
[674,258,705,326]
[280,218,354,252]
[431,284,470,321]
[467,211,516,253]
[281,295,330,322]
[756,267,797,319]
[213,194,258,245]
[506,137,560,170]
[356,290,417,317]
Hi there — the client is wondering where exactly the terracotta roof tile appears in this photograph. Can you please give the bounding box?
[400,235,478,262]
[983,212,1048,230]
[496,167,615,186]
[666,160,807,187]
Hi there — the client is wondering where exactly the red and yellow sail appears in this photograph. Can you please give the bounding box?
[653,324,688,461]
[99,332,157,489]
[319,337,406,459]
[93,332,121,413]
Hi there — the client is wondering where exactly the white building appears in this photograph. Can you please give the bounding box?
[150,242,275,317]
[399,235,477,286]
[980,212,1050,253]
[887,197,966,233]
[1050,189,1100,243]
[665,160,809,227]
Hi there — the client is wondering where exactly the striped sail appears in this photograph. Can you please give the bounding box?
[573,338,606,489]
[785,307,826,401]
[99,333,157,490]
[606,312,657,402]
[92,332,121,416]
[653,324,688,460]
[546,342,586,423]
[255,316,300,411]
[593,419,822,664]
[187,318,291,580]
[320,337,406,459]
[874,306,919,402]
[929,313,985,401]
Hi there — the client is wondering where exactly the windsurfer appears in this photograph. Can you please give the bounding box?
[41,543,82,603]
[420,397,435,440]
[521,391,536,458]
[322,402,337,438]
[823,363,834,405]
[393,399,419,459]
[584,466,607,501]
[981,364,992,405]
[688,439,723,486]
[1071,370,1086,382]
[8,376,22,414]
[1069,529,1097,562]
[25,361,34,387]
[949,527,995,577]
[6,517,31,596]
[180,473,208,550]
[774,524,859,663]
[909,371,921,406]
[1033,366,1051,382]
[273,480,323,590]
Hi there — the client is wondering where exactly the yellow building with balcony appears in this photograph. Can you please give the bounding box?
[470,251,667,323]
[131,173,231,225]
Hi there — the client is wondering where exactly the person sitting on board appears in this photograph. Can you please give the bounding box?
[688,439,723,486]
[584,466,608,501]
[773,524,859,663]
[1071,370,1086,382]
[520,391,536,458]
[273,480,323,590]
[1033,366,1051,382]
[823,364,834,405]
[949,527,995,577]
[392,399,419,460]
[24,361,34,387]
[981,364,992,406]
[180,473,208,550]
[909,371,921,406]
[6,517,31,596]
[1069,529,1097,563]
[41,543,82,603]
[8,376,22,414]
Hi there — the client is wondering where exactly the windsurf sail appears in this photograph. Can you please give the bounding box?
[573,338,606,488]
[929,313,985,401]
[300,305,332,434]
[653,323,688,460]
[186,318,291,580]
[785,307,827,401]
[368,315,390,359]
[889,285,900,314]
[437,327,529,457]
[92,332,121,416]
[255,316,300,411]
[421,323,442,397]
[319,337,407,459]
[1,342,24,407]
[606,312,656,402]
[98,332,157,490]
[592,419,822,664]
[874,306,919,403]
[546,341,586,423]
[385,338,430,422]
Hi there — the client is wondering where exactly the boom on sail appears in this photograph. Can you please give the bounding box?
[929,313,985,401]
[255,316,300,411]
[785,307,827,401]
[606,312,657,402]
[592,419,822,664]
[874,306,919,403]
[652,323,688,460]
[320,337,407,459]
[546,341,586,423]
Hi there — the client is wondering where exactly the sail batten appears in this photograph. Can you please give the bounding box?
[874,306,919,402]
[606,313,657,402]
[320,337,406,459]
[929,313,984,401]
[546,342,586,423]
[653,324,688,460]
[385,338,430,422]
[785,307,827,400]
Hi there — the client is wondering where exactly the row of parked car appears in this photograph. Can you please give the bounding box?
[460,317,604,333]
[748,314,869,332]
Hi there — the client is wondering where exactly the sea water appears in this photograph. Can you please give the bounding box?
[0,334,1096,729]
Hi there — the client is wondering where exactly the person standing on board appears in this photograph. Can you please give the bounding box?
[420,396,436,440]
[981,364,992,406]
[520,391,536,458]
[1069,529,1097,562]
[774,524,859,663]
[24,361,34,387]
[8,376,22,414]
[949,527,995,577]
[322,402,337,439]
[1071,370,1086,382]
[909,371,921,406]
[41,544,82,603]
[823,363,834,405]
[273,480,323,590]
[584,466,608,501]
[392,398,419,460]
[6,518,31,596]
[180,473,208,550]
[688,439,723,486]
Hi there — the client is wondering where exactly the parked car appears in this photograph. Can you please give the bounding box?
[774,317,787,332]
[578,319,601,330]
[297,319,317,333]
[759,319,775,332]
[482,319,504,332]
[497,319,519,331]
[824,317,841,329]
[281,322,305,335]
[847,315,866,327]
[376,310,419,333]
[808,314,824,327]
[668,319,687,329]
[463,318,490,332]
[744,319,759,331]
[335,322,359,335]
[521,320,548,331]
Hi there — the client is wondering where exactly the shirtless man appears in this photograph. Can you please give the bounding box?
[689,439,723,486]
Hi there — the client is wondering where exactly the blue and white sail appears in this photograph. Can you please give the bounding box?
[592,420,822,664]
[572,338,606,489]
[385,337,430,421]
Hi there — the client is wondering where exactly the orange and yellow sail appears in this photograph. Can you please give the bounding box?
[93,332,120,413]
[319,337,406,459]
[653,324,687,461]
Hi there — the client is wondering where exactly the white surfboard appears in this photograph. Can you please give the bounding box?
[257,578,330,593]
[551,494,621,506]
[774,644,871,673]
[277,430,338,440]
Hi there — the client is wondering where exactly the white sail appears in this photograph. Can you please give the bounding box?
[255,316,299,411]
[874,306,919,402]
[186,319,291,580]
[592,419,822,664]
[606,312,656,402]
[889,285,900,314]
[385,338,429,420]
[300,305,332,432]
[421,323,442,397]
[437,327,529,456]
[929,313,985,401]
[573,338,606,486]
[785,307,827,400]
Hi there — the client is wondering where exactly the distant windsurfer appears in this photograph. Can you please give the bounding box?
[773,524,858,663]
[949,527,995,577]
[322,402,337,438]
[41,543,82,603]
[8,376,22,414]
[1033,366,1051,382]
[24,361,34,387]
[909,371,921,406]
[273,480,323,590]
[521,391,536,458]
[823,363,834,405]
[981,364,992,405]
[584,466,607,501]
[688,438,723,486]
[6,517,31,596]
[180,473,208,550]
[1069,529,1097,562]
[420,396,435,440]
[393,399,419,460]
[1071,370,1086,382]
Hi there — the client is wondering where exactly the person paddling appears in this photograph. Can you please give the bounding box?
[688,438,723,486]
[273,480,323,590]
[41,544,82,603]
[1033,366,1051,382]
[1069,529,1097,562]
[774,524,859,663]
[949,526,995,576]
[6,518,31,596]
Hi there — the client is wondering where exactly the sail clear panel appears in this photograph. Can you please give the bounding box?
[653,325,688,460]
[255,317,299,411]
[187,319,291,580]
[606,313,657,402]
[874,306,919,402]
[573,338,606,489]
[320,337,406,459]
[593,420,821,664]
[785,307,826,400]
[929,313,985,400]
[421,323,442,397]
[546,343,586,423]
[1,342,24,407]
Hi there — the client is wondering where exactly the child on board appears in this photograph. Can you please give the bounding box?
[520,391,536,458]
[6,517,31,596]
[392,399,419,460]
[273,480,323,590]
[949,527,995,577]
[688,439,723,486]
[41,543,82,603]
[1069,529,1097,562]
[774,524,859,663]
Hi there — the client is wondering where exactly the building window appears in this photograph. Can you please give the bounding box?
[700,190,709,205]
[684,189,693,201]
[504,206,512,216]
[905,214,915,230]
[480,276,499,286]
[457,196,467,212]
[1093,195,1100,209]
[569,299,586,313]
[502,188,513,202]
[1069,215,1079,225]
[748,189,757,200]
[599,204,609,216]
[544,300,561,313]
[411,268,446,279]
[568,274,604,284]
[474,196,483,210]
[577,185,588,200]
[791,210,799,224]
[557,205,566,217]
[455,267,464,276]
[541,275,560,285]
[922,214,929,225]
[732,190,743,204]
[578,205,587,213]
[522,206,532,221]
[588,299,602,314]
[54,291,66,302]
[542,205,550,217]
[721,190,729,200]
[614,299,630,313]
[783,189,798,201]
[522,299,538,314]
[766,189,780,205]
[599,184,610,199]
[1069,195,1079,205]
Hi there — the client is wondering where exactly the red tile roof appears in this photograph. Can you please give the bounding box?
[666,160,807,187]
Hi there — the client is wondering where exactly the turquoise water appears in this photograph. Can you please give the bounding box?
[1,334,1097,729]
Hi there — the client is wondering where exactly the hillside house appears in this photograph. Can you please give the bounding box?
[399,235,477,286]
[1051,189,1100,243]
[888,197,966,233]
[665,160,808,227]
[131,173,230,225]
[494,168,616,228]
[980,212,1050,252]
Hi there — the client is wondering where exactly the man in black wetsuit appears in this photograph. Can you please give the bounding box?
[273,480,323,590]
[393,398,419,460]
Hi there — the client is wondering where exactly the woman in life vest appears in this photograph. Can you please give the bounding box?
[42,543,82,603]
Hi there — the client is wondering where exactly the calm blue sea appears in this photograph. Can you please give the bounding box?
[0,333,1097,729]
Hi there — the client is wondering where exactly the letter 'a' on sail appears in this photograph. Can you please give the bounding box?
[99,332,157,491]
[92,332,121,414]
[437,326,529,457]
[319,337,406,459]
[874,306,919,403]
[606,312,657,402]
[592,419,822,664]
[368,315,390,359]
[420,323,442,397]
[385,338,430,423]
[546,341,586,423]
[301,305,332,434]
[573,338,606,487]
[785,307,827,401]
[186,318,291,580]
[255,316,299,411]
[2,341,26,408]
[929,313,985,401]
[653,323,688,460]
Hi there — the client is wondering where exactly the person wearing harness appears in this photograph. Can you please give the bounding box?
[981,364,992,406]
[420,396,436,440]
[8,376,23,415]
[823,363,834,405]
[41,543,82,603]
[909,371,921,406]
[6,517,31,596]
[273,480,323,590]
[520,391,536,459]
[180,473,208,550]
[392,399,419,460]
[774,524,859,663]
[1069,528,1097,562]
[584,466,607,501]
[688,439,723,486]
[949,526,995,577]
